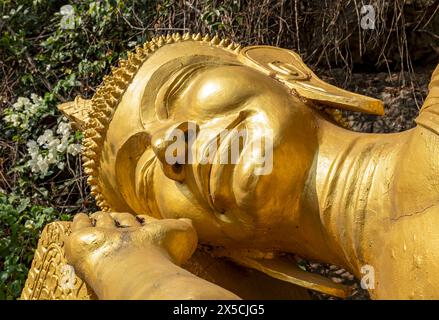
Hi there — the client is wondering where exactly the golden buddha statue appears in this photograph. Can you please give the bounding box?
[21,33,439,300]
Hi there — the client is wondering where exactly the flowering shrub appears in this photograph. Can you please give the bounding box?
[0,0,150,300]
[3,96,43,130]
[3,95,50,140]
[3,95,83,178]
[0,92,85,299]
[27,122,82,176]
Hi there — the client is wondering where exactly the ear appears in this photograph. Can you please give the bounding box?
[58,96,92,130]
[239,46,384,115]
[115,131,155,216]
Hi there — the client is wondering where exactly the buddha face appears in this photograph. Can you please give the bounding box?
[141,62,319,249]
[87,41,381,251]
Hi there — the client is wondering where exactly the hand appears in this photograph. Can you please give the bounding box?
[65,212,198,285]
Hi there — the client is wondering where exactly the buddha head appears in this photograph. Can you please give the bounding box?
[60,33,383,250]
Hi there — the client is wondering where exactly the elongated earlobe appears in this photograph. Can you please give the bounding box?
[239,46,385,115]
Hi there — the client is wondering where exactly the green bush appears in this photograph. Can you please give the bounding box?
[0,193,69,299]
[0,0,160,300]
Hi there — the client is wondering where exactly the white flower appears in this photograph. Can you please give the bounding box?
[46,137,61,151]
[37,129,54,146]
[26,140,39,156]
[28,157,39,173]
[30,93,42,104]
[17,97,30,105]
[56,121,71,137]
[67,143,82,156]
[21,104,83,176]
[5,113,20,127]
[28,103,39,116]
[36,154,49,175]
[57,162,65,170]
[57,136,69,153]
[46,148,58,164]
[13,115,20,127]
[3,114,12,124]
[12,97,30,110]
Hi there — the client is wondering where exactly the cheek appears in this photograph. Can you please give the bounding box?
[232,147,296,218]
[231,130,316,221]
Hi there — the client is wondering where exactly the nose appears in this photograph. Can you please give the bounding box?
[151,121,199,183]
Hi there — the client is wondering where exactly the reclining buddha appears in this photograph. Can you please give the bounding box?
[21,33,439,300]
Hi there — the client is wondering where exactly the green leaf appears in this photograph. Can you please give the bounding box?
[17,198,30,213]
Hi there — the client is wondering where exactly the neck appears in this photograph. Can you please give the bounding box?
[302,118,408,275]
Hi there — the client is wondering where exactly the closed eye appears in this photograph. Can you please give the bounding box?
[155,63,244,119]
[155,64,208,119]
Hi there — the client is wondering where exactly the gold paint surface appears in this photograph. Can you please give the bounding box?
[21,33,439,299]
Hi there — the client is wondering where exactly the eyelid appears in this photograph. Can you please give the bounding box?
[155,63,243,119]
[168,65,207,99]
[155,64,208,119]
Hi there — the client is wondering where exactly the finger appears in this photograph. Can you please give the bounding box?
[136,214,158,225]
[90,211,111,226]
[72,213,92,231]
[93,211,116,228]
[110,212,140,227]
[90,211,105,220]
